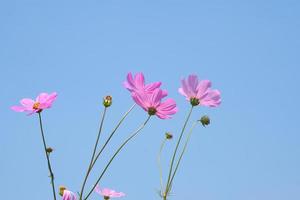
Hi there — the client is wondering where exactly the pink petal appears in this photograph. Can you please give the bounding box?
[150,89,163,107]
[156,98,178,119]
[144,82,162,92]
[187,74,199,92]
[124,72,135,91]
[196,80,211,99]
[201,89,221,107]
[134,73,145,89]
[36,93,49,103]
[20,98,35,108]
[39,92,57,109]
[161,90,168,98]
[180,79,195,98]
[178,87,189,99]
[131,92,149,111]
[95,185,102,194]
[112,192,126,197]
[63,190,77,200]
[11,105,26,112]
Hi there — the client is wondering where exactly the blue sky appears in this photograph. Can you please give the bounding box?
[1,0,300,199]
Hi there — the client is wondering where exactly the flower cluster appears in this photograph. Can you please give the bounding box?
[11,72,221,200]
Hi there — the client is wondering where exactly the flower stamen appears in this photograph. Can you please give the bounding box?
[33,102,40,110]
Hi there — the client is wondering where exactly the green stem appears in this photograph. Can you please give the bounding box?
[84,116,151,200]
[157,138,167,192]
[165,106,194,195]
[168,121,197,190]
[90,104,135,169]
[79,107,107,200]
[38,112,57,200]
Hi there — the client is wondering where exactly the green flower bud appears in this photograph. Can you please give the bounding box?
[199,115,210,127]
[46,147,53,153]
[165,132,173,140]
[59,186,66,196]
[103,96,112,107]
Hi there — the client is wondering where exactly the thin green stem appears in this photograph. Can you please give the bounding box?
[84,116,151,200]
[168,121,198,190]
[38,112,57,200]
[79,107,107,200]
[157,138,167,192]
[90,104,135,169]
[165,106,194,195]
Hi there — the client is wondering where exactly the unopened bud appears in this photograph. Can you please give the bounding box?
[59,186,66,196]
[165,132,173,140]
[103,95,112,107]
[46,147,53,153]
[199,115,210,127]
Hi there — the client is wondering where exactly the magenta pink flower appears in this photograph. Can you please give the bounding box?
[62,190,77,200]
[179,75,221,107]
[11,92,57,115]
[123,72,167,96]
[95,185,125,199]
[132,88,177,119]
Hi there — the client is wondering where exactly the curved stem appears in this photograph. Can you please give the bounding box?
[157,138,167,192]
[168,121,198,190]
[165,106,194,195]
[90,104,135,169]
[84,116,151,200]
[38,112,57,200]
[79,107,107,200]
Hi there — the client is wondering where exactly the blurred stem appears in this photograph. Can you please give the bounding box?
[38,112,57,200]
[79,107,107,200]
[84,116,151,200]
[169,121,198,190]
[90,104,136,169]
[165,106,194,195]
[157,138,167,192]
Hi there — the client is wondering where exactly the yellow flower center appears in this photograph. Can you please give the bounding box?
[33,102,40,110]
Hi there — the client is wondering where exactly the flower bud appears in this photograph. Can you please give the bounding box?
[59,186,66,196]
[46,147,53,153]
[165,132,173,140]
[190,97,200,106]
[199,115,210,127]
[103,95,112,107]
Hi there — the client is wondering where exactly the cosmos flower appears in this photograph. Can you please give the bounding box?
[123,72,167,96]
[11,92,57,115]
[95,185,125,199]
[62,190,77,200]
[132,88,177,119]
[178,74,221,107]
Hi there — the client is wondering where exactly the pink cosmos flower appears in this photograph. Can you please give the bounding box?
[95,185,125,199]
[179,75,221,107]
[132,88,177,119]
[62,190,77,200]
[123,72,167,96]
[11,92,57,115]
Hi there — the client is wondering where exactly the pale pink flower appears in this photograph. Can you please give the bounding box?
[95,185,125,199]
[132,89,177,119]
[123,72,167,96]
[62,190,77,200]
[179,75,221,107]
[11,92,57,115]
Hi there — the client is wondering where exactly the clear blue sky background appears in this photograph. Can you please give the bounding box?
[1,0,300,199]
